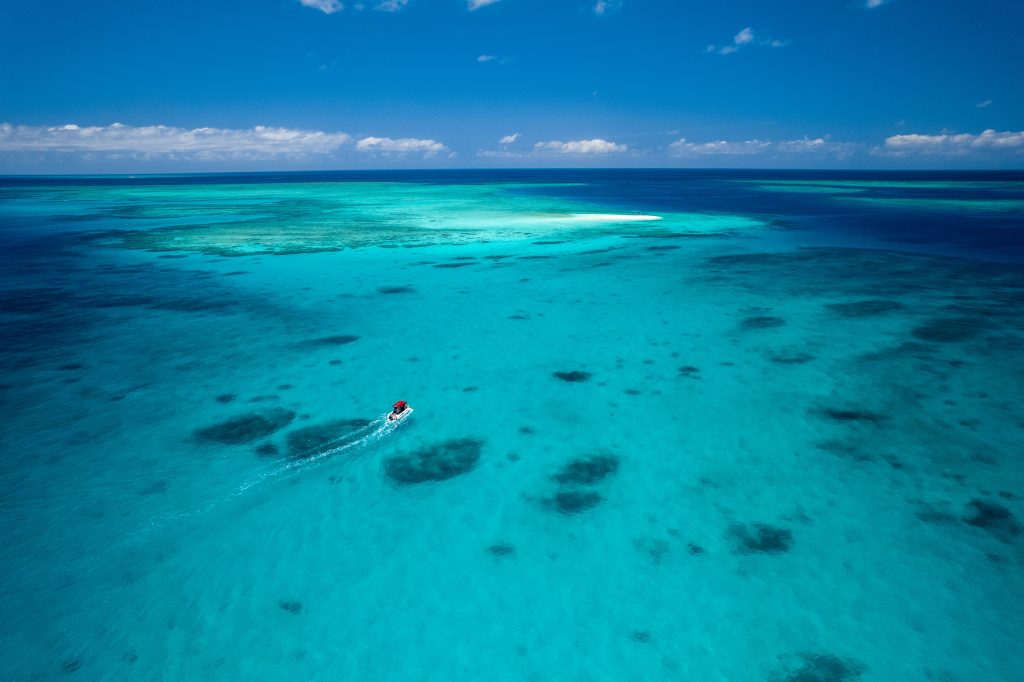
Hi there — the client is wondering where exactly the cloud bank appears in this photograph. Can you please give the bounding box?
[376,0,411,11]
[534,139,627,154]
[594,0,623,15]
[880,129,1024,156]
[670,136,856,159]
[299,0,343,14]
[707,27,787,55]
[0,123,353,159]
[468,0,500,10]
[355,136,447,155]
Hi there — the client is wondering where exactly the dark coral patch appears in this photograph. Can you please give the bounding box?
[728,523,792,554]
[553,371,592,383]
[255,442,280,457]
[433,262,475,269]
[825,299,905,318]
[61,659,82,674]
[279,600,303,614]
[378,286,415,294]
[814,407,885,424]
[912,317,986,343]
[195,408,296,445]
[678,366,700,377]
[740,315,786,330]
[963,499,1021,540]
[299,334,360,347]
[769,352,816,365]
[631,630,653,643]
[463,386,479,392]
[488,543,515,557]
[647,245,680,251]
[384,438,484,484]
[782,652,866,682]
[58,363,84,371]
[139,480,170,496]
[551,454,619,485]
[214,394,236,404]
[545,490,603,515]
[286,419,373,459]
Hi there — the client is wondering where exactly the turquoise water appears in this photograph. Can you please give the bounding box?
[1,170,1023,680]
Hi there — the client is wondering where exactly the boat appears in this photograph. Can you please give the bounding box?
[387,400,413,421]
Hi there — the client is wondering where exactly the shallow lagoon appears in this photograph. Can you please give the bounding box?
[1,170,1023,680]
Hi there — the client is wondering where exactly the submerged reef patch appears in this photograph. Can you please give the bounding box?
[813,407,885,424]
[139,480,170,496]
[298,335,360,347]
[777,652,867,682]
[286,419,373,459]
[911,317,987,343]
[195,408,296,445]
[963,499,1021,541]
[728,523,793,554]
[488,543,515,557]
[278,600,303,614]
[255,442,280,457]
[384,438,484,484]
[825,299,905,317]
[768,351,816,365]
[551,454,620,485]
[553,371,592,383]
[378,286,415,294]
[544,490,604,515]
[741,315,786,330]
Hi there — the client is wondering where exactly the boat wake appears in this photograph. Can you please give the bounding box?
[236,413,405,493]
[131,413,409,542]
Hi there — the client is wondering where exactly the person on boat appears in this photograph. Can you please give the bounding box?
[389,400,409,420]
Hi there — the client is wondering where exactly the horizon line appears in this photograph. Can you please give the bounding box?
[3,166,1024,179]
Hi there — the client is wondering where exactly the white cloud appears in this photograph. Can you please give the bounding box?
[0,122,352,159]
[477,149,519,159]
[880,129,1024,156]
[468,0,499,10]
[594,0,622,14]
[670,138,771,156]
[355,136,447,156]
[976,99,993,108]
[670,135,855,158]
[376,0,410,10]
[865,0,889,8]
[707,26,786,55]
[499,133,520,144]
[299,0,343,14]
[477,54,496,62]
[534,139,627,154]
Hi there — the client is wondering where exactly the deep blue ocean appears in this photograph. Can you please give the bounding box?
[1,170,1023,680]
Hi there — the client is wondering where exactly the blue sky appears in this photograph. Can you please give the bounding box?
[1,0,1022,171]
